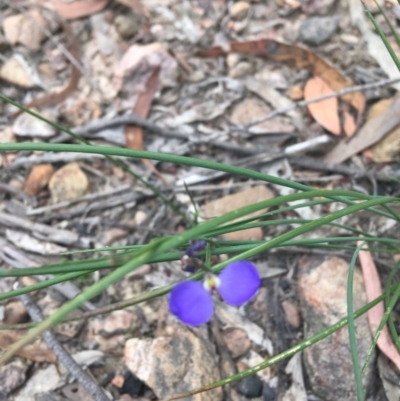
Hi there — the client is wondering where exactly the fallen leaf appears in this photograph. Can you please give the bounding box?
[197,39,366,123]
[25,164,54,196]
[343,106,357,137]
[358,241,400,371]
[365,99,400,162]
[125,67,166,183]
[41,0,111,20]
[0,331,56,363]
[324,92,400,164]
[304,77,340,135]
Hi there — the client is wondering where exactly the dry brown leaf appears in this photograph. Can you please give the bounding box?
[124,67,166,183]
[304,77,340,135]
[365,98,400,162]
[358,241,400,371]
[324,92,400,164]
[25,164,54,197]
[343,106,357,137]
[0,331,56,363]
[41,0,111,20]
[197,39,366,123]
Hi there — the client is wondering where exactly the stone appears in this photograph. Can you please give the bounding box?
[0,55,41,88]
[13,111,57,137]
[222,327,251,359]
[3,10,47,51]
[262,384,276,401]
[300,16,339,46]
[297,256,375,400]
[49,163,89,203]
[114,14,141,39]
[15,365,60,401]
[0,361,27,400]
[125,330,223,400]
[230,2,251,21]
[236,374,263,398]
[87,310,138,351]
[0,126,15,143]
[228,61,253,78]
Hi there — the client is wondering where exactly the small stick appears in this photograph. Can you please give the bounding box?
[18,289,109,401]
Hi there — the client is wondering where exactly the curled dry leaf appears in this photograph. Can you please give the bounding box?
[358,241,400,371]
[304,76,340,135]
[0,331,56,363]
[24,164,54,196]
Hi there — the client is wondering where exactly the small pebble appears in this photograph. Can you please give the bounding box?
[114,14,141,39]
[120,371,144,396]
[262,383,276,401]
[300,16,339,46]
[230,1,251,21]
[237,375,263,398]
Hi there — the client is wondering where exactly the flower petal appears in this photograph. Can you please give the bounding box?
[169,281,214,326]
[218,260,260,306]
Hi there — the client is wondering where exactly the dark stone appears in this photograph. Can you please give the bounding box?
[120,371,144,397]
[237,375,263,398]
[279,278,290,291]
[300,16,339,46]
[262,383,276,401]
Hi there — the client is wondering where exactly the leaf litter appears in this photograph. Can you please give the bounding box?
[0,0,400,400]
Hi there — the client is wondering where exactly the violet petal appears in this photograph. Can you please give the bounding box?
[218,260,261,306]
[169,281,214,326]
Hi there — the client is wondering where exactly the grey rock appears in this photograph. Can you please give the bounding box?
[0,362,26,400]
[125,329,223,400]
[297,256,375,401]
[300,16,339,46]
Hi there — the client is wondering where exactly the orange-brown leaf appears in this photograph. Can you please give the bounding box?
[358,241,400,371]
[304,77,340,135]
[25,164,54,197]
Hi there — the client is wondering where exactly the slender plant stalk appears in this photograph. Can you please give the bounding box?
[347,242,366,401]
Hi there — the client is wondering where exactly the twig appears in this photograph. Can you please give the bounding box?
[18,290,109,401]
[247,75,400,127]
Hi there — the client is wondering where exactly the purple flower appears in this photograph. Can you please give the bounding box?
[169,260,261,326]
[185,240,207,257]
